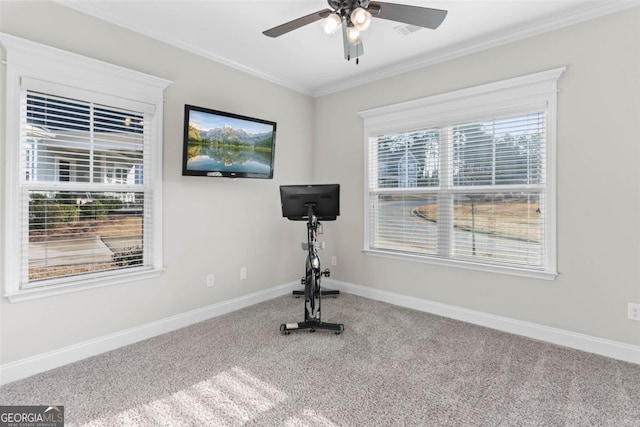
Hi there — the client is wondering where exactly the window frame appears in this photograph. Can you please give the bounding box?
[1,33,171,302]
[359,68,564,280]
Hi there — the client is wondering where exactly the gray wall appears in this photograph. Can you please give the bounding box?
[0,1,314,364]
[314,8,640,346]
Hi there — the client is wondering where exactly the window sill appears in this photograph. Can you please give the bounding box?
[4,268,165,303]
[363,249,557,281]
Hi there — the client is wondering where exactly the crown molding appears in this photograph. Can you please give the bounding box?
[52,0,313,96]
[52,1,640,98]
[312,1,640,96]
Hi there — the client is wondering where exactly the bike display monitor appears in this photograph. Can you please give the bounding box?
[280,184,340,221]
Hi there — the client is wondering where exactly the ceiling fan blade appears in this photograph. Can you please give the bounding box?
[263,9,331,37]
[369,2,447,29]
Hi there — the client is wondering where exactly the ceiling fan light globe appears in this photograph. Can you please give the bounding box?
[323,13,342,35]
[346,25,360,45]
[351,7,371,31]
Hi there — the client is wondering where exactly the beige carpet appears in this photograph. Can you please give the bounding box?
[1,293,639,426]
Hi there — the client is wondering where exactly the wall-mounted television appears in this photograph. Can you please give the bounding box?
[182,104,276,179]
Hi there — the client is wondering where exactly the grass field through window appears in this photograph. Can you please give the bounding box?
[417,201,541,242]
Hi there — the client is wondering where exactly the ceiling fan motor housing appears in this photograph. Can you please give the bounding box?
[328,0,376,18]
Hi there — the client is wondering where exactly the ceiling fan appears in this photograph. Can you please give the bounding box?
[263,0,448,63]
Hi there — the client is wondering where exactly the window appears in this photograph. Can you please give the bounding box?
[360,69,564,279]
[57,159,72,182]
[1,33,171,301]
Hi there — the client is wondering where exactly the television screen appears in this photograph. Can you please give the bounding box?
[182,104,276,178]
[280,184,340,221]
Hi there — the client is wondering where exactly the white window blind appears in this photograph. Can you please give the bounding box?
[19,89,153,288]
[361,69,563,279]
[368,111,546,268]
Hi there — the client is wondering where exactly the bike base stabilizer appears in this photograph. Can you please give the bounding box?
[280,321,344,335]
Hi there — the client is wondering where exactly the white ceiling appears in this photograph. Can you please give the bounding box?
[56,0,638,96]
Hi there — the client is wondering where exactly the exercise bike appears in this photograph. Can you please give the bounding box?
[279,184,344,335]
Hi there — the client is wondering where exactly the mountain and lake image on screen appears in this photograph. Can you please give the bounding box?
[182,105,276,178]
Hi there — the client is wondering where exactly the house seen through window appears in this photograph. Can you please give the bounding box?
[24,91,148,284]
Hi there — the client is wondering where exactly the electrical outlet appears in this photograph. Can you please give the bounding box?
[331,256,337,267]
[206,273,215,288]
[240,267,247,280]
[628,303,640,321]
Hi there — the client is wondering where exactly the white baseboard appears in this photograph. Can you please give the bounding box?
[0,281,298,386]
[325,279,640,365]
[3,279,637,385]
